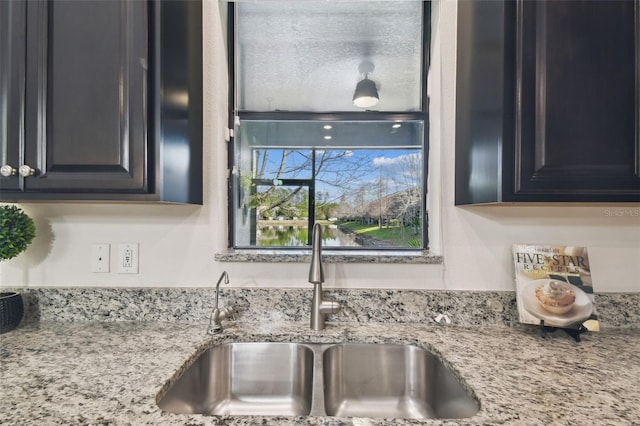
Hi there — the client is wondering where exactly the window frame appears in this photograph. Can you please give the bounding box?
[226,1,432,252]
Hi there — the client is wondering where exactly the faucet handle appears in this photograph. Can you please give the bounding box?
[223,306,236,321]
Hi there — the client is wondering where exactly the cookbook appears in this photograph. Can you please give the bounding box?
[512,244,599,331]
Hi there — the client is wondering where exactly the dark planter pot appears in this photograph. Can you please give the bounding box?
[0,292,24,334]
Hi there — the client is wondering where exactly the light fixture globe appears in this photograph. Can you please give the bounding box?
[353,76,379,108]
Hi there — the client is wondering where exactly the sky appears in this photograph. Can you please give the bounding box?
[254,148,422,204]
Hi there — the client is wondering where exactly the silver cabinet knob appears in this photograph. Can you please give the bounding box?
[18,165,36,177]
[0,164,17,177]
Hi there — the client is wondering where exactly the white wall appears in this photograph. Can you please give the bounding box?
[1,1,639,292]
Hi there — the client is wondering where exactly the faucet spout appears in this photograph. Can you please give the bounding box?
[208,271,234,335]
[309,223,324,284]
[308,223,340,330]
[214,270,229,310]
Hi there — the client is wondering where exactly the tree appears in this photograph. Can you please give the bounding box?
[247,149,370,222]
[352,185,369,223]
[389,153,422,232]
[334,194,352,220]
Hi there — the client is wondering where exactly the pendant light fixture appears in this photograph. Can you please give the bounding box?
[353,61,379,108]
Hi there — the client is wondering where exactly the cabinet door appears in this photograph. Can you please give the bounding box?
[0,1,25,192]
[514,0,640,199]
[22,0,148,193]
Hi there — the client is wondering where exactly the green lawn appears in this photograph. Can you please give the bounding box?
[338,221,421,247]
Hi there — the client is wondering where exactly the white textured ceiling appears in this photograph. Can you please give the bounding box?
[235,1,425,112]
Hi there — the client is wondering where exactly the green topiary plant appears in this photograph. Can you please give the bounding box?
[0,205,36,261]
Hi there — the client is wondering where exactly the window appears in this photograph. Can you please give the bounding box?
[229,1,430,250]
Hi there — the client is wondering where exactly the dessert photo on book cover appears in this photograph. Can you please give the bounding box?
[512,244,598,331]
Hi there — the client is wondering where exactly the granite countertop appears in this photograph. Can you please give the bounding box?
[1,320,639,425]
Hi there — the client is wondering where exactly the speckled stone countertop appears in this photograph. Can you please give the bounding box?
[1,287,639,424]
[1,320,639,425]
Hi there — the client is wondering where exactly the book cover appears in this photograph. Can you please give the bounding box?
[512,244,599,331]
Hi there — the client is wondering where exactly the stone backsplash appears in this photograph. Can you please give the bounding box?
[6,287,638,329]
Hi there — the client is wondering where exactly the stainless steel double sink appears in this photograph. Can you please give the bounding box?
[157,342,480,420]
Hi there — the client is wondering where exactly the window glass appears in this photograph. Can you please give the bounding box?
[233,120,424,248]
[231,1,428,250]
[235,1,424,112]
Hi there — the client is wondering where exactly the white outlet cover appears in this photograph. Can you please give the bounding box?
[118,243,139,274]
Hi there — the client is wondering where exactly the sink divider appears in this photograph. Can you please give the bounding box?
[308,343,330,417]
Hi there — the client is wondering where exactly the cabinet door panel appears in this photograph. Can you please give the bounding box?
[0,1,25,192]
[24,0,148,192]
[515,0,640,196]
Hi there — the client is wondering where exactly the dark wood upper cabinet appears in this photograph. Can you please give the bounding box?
[24,0,147,193]
[455,0,640,204]
[0,0,202,203]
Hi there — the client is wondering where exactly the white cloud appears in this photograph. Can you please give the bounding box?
[372,153,421,167]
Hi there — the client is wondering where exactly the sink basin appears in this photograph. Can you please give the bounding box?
[158,342,479,420]
[157,342,314,416]
[323,343,480,419]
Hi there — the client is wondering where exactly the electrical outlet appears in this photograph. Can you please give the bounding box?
[91,244,110,273]
[118,243,139,274]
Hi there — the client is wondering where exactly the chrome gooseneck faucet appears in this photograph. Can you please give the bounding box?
[309,223,341,330]
[208,271,235,335]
